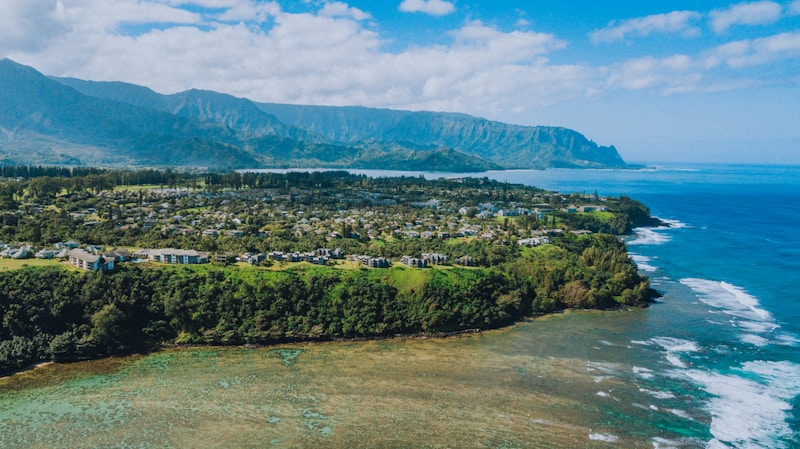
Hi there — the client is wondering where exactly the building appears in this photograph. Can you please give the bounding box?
[147,249,208,264]
[401,256,428,268]
[518,238,542,247]
[68,248,115,271]
[422,253,448,264]
[353,255,391,268]
[455,255,475,266]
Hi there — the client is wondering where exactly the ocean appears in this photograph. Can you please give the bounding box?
[488,163,800,448]
[1,164,798,448]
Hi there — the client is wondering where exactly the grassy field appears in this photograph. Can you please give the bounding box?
[581,210,615,222]
[0,258,66,272]
[113,184,164,192]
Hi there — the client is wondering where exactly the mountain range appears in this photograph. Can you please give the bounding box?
[0,59,626,171]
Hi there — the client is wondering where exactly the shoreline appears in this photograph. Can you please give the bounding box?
[1,307,656,382]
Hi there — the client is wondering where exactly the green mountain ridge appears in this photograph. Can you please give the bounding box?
[256,104,626,169]
[0,59,627,170]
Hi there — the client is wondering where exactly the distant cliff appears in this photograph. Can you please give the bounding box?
[257,104,626,169]
[0,59,626,170]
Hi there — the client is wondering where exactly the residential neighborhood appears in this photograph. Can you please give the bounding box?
[0,171,628,273]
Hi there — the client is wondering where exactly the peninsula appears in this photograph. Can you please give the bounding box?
[0,167,658,374]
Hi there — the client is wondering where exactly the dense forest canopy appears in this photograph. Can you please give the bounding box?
[0,167,660,374]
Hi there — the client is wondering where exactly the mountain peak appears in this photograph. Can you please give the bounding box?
[1,59,627,170]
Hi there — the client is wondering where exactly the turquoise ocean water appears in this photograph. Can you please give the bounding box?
[485,163,800,448]
[246,164,800,447]
[1,164,798,448]
[350,164,800,447]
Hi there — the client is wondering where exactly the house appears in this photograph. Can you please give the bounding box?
[214,252,235,264]
[517,238,543,247]
[147,249,208,264]
[578,205,608,212]
[496,208,520,217]
[7,247,32,259]
[422,253,448,264]
[354,255,391,268]
[316,248,343,259]
[247,253,266,265]
[103,248,133,262]
[401,256,428,268]
[366,257,391,268]
[267,251,286,261]
[36,248,69,259]
[455,255,475,266]
[68,248,115,271]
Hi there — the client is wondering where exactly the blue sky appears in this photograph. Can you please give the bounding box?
[2,0,800,164]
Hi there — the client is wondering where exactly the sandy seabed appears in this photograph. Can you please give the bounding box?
[0,312,707,449]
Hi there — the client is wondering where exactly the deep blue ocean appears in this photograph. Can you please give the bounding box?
[347,164,800,448]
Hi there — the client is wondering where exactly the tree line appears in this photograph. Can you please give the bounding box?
[0,233,656,375]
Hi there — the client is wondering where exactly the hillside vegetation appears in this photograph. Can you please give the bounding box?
[0,168,658,374]
[2,59,625,170]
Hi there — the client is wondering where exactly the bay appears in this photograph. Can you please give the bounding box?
[2,164,798,448]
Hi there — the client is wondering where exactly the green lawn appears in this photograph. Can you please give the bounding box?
[113,184,165,192]
[579,211,615,222]
[0,258,66,271]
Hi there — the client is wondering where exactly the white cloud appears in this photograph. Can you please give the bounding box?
[166,0,242,7]
[3,0,586,118]
[604,55,701,93]
[0,0,68,52]
[213,1,281,23]
[789,0,800,15]
[398,0,455,17]
[709,1,783,34]
[591,11,702,44]
[319,2,371,21]
[2,0,799,128]
[704,31,800,68]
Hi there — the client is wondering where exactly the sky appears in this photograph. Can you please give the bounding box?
[2,0,800,164]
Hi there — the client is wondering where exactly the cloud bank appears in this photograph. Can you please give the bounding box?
[590,11,702,44]
[398,0,455,16]
[709,1,783,34]
[1,0,798,127]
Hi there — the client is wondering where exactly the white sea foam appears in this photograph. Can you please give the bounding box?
[681,278,772,321]
[651,436,681,449]
[684,360,800,449]
[593,376,613,383]
[668,409,691,419]
[633,366,654,379]
[628,227,672,245]
[589,432,619,442]
[680,278,783,346]
[586,361,622,375]
[739,334,770,347]
[658,218,688,229]
[630,254,658,272]
[639,388,676,400]
[641,336,700,368]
